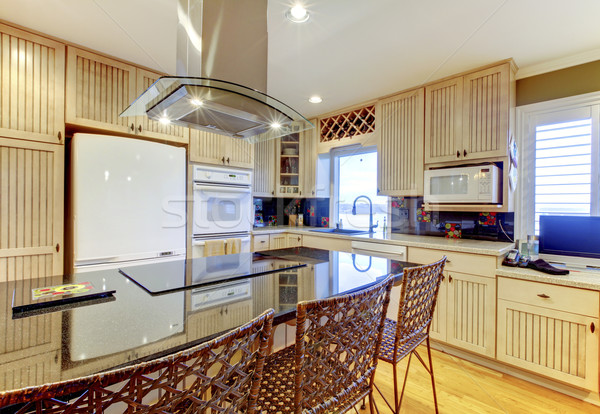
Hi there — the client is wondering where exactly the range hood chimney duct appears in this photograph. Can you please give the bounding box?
[121,0,312,142]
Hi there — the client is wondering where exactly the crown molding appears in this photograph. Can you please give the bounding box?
[516,48,600,80]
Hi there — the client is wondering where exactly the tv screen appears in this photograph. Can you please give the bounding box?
[539,215,600,260]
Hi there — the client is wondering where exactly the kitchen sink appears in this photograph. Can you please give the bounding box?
[309,228,369,235]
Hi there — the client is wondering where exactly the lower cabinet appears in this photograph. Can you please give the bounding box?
[497,277,599,392]
[301,234,352,253]
[252,234,270,252]
[269,234,287,250]
[408,247,496,358]
[186,300,253,341]
[286,234,302,248]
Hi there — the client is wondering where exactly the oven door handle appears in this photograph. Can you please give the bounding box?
[193,183,251,194]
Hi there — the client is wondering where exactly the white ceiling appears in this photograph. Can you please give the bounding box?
[2,0,600,119]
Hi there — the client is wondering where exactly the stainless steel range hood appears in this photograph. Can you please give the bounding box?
[120,0,313,143]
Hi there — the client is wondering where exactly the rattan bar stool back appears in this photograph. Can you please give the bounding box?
[376,256,447,413]
[0,308,275,413]
[257,274,394,413]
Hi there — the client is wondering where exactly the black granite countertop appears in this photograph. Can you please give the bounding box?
[0,248,416,393]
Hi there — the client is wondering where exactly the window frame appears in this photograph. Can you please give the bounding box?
[515,90,600,241]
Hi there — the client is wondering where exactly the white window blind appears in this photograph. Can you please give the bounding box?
[534,118,592,233]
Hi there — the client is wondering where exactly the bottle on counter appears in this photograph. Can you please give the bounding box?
[298,213,303,226]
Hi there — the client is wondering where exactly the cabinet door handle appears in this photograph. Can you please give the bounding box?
[297,237,301,242]
[456,150,460,158]
[226,157,230,164]
[271,191,274,195]
[221,156,226,164]
[591,322,596,333]
[448,275,453,283]
[312,191,315,195]
[441,274,445,281]
[55,243,60,253]
[537,293,550,299]
[463,149,467,157]
[137,125,142,133]
[57,131,62,141]
[130,123,135,131]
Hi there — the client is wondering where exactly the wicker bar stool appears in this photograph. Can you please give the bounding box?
[376,257,447,413]
[0,309,274,413]
[257,274,394,413]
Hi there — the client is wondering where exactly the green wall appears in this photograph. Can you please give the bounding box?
[516,59,600,106]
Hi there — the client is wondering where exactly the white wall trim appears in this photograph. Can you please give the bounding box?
[515,47,600,80]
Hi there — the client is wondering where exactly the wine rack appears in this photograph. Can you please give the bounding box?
[319,105,375,143]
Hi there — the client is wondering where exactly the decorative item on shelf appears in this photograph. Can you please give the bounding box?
[255,213,264,226]
[416,208,431,223]
[308,205,316,217]
[267,215,277,226]
[321,217,329,227]
[391,197,406,208]
[479,212,497,226]
[445,223,461,239]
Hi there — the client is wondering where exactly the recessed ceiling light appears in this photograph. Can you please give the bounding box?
[309,96,322,104]
[286,5,309,23]
[190,98,203,106]
[271,122,281,129]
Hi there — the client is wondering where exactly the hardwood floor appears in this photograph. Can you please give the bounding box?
[369,346,600,413]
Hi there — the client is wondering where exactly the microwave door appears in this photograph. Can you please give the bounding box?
[427,172,476,203]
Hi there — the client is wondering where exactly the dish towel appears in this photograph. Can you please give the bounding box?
[226,238,241,255]
[204,240,225,257]
[526,259,570,275]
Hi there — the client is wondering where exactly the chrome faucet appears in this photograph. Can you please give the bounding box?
[351,195,378,233]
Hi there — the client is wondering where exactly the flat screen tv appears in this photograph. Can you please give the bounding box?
[539,215,600,268]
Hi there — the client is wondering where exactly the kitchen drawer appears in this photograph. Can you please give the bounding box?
[498,277,599,317]
[252,234,270,252]
[408,247,496,277]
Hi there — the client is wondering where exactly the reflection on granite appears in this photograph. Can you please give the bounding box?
[0,248,415,394]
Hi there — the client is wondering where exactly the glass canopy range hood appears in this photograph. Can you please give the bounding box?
[119,0,314,143]
[120,77,313,143]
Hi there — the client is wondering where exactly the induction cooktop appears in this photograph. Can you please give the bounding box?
[119,252,306,295]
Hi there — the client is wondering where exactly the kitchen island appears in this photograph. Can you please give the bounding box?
[0,248,417,396]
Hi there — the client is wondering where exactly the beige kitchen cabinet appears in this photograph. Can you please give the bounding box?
[497,277,599,392]
[133,68,189,144]
[0,138,64,281]
[300,120,318,197]
[65,46,136,134]
[275,133,302,197]
[408,247,497,357]
[252,138,276,196]
[425,61,515,164]
[189,129,254,169]
[252,234,270,252]
[269,233,287,250]
[286,234,302,248]
[251,261,276,312]
[0,23,65,144]
[377,88,425,196]
[186,299,253,341]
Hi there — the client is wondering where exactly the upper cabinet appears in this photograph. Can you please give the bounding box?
[189,129,254,169]
[378,88,425,196]
[66,47,189,144]
[425,61,515,164]
[276,134,302,197]
[65,47,136,134]
[0,23,65,144]
[300,121,319,197]
[253,138,276,197]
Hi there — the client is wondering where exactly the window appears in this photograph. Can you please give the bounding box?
[516,93,600,240]
[331,146,387,230]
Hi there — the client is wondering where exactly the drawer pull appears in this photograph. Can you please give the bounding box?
[441,275,445,281]
[537,293,550,299]
[448,275,453,283]
[446,259,451,263]
[591,322,596,333]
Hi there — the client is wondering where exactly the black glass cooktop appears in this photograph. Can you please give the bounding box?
[119,252,307,295]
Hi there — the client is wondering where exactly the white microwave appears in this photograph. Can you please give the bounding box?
[424,165,501,204]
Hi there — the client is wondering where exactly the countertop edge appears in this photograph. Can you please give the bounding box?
[252,226,514,256]
[496,267,600,291]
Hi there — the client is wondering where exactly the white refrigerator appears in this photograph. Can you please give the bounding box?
[70,133,186,270]
[68,133,186,360]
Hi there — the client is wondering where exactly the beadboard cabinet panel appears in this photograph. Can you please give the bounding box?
[65,46,136,134]
[253,138,275,196]
[190,129,253,169]
[0,23,65,144]
[0,138,63,281]
[378,88,424,196]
